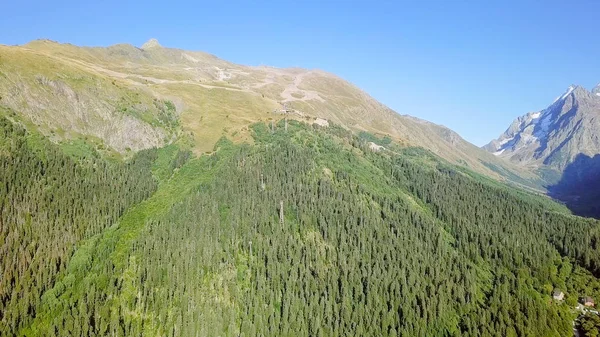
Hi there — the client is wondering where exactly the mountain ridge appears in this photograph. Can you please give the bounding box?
[0,38,538,185]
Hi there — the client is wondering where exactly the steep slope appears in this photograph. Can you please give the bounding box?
[593,83,600,96]
[485,85,600,171]
[3,118,600,336]
[485,84,600,216]
[0,117,162,334]
[0,45,180,154]
[0,39,534,184]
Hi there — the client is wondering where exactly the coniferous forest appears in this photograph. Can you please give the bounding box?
[2,116,600,336]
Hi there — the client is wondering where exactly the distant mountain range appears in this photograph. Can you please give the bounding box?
[485,84,600,217]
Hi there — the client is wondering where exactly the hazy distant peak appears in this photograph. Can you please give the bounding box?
[141,38,162,49]
[484,81,600,170]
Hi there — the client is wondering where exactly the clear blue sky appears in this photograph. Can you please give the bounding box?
[3,1,600,145]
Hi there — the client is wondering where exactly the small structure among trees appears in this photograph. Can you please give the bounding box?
[581,296,595,307]
[552,289,564,301]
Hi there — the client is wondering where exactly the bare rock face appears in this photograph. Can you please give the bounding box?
[485,84,600,217]
[0,46,176,154]
[592,83,600,96]
[141,38,162,50]
[485,85,600,171]
[368,142,385,152]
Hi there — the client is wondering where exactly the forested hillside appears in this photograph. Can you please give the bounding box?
[2,117,600,336]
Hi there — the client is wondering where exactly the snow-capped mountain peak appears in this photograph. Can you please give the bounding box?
[553,85,576,103]
[485,83,600,218]
[593,83,600,96]
[484,83,600,170]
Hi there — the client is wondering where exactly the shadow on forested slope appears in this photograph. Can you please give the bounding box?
[548,153,600,218]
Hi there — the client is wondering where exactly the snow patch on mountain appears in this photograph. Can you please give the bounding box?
[554,85,575,103]
[484,83,600,171]
[563,85,575,99]
[497,136,513,146]
[534,112,553,138]
[484,85,580,155]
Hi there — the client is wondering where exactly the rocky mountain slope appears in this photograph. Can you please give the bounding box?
[485,84,600,216]
[0,38,535,183]
[484,85,600,171]
[0,45,177,154]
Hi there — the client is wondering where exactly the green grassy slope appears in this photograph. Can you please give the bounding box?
[0,45,180,154]
[0,40,539,186]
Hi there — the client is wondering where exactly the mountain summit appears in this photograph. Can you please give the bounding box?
[593,83,600,96]
[485,84,600,216]
[484,84,600,170]
[141,38,162,49]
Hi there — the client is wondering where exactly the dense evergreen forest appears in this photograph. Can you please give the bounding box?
[2,116,600,336]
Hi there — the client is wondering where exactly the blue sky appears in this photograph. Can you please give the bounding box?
[3,1,599,145]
